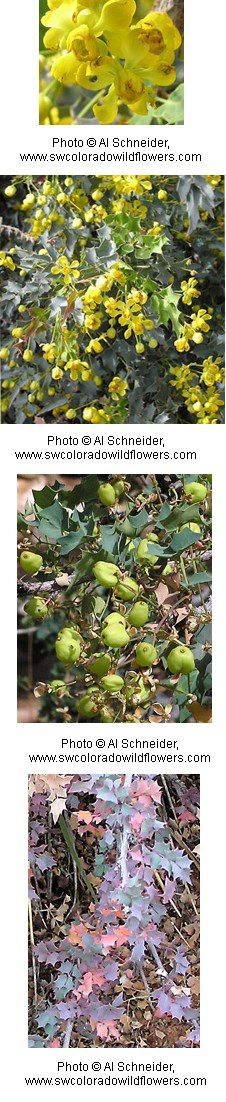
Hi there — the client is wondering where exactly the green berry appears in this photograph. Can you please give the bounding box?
[137,534,159,566]
[136,642,157,668]
[98,483,116,507]
[50,680,66,695]
[167,645,195,675]
[55,633,81,665]
[115,577,139,601]
[24,597,48,620]
[100,674,124,693]
[181,522,201,533]
[101,623,130,649]
[20,551,43,575]
[184,482,207,503]
[89,653,111,678]
[77,694,98,718]
[93,560,119,588]
[104,612,126,626]
[128,601,149,627]
[114,480,125,498]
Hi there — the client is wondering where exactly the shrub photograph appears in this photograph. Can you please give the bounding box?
[0,174,224,425]
[28,772,200,1048]
[39,0,184,126]
[18,473,212,724]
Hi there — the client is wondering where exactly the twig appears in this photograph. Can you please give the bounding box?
[184,883,199,917]
[58,812,97,904]
[149,937,168,976]
[63,812,78,920]
[28,898,38,1008]
[47,809,53,903]
[160,775,178,823]
[1,222,32,240]
[63,1021,74,1049]
[169,920,190,950]
[139,966,154,1010]
[33,869,47,928]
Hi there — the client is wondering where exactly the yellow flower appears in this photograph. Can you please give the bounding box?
[201,356,224,387]
[170,365,194,391]
[23,349,34,363]
[108,376,128,400]
[191,308,211,333]
[86,338,104,353]
[84,312,102,331]
[52,366,64,380]
[180,277,200,306]
[174,336,190,353]
[82,406,96,422]
[0,251,16,271]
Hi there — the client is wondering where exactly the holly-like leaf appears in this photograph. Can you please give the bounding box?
[151,285,182,336]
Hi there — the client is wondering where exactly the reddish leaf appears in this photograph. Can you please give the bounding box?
[77,810,93,824]
[79,971,93,997]
[95,1020,120,1041]
[131,812,144,831]
[68,922,87,946]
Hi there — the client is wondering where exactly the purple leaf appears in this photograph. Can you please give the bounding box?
[163,877,176,904]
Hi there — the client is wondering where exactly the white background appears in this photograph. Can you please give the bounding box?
[0,0,225,1098]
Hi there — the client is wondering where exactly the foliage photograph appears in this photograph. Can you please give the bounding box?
[0,174,224,425]
[18,473,212,724]
[28,772,200,1048]
[39,1,184,126]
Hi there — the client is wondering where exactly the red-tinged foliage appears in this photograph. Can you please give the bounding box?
[28,774,200,1048]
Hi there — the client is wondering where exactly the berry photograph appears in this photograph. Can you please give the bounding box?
[39,1,184,126]
[28,772,200,1048]
[17,473,212,724]
[0,174,224,426]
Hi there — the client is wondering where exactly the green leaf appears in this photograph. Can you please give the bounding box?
[38,500,64,539]
[161,504,201,531]
[145,543,168,558]
[69,476,100,506]
[100,525,118,554]
[33,486,57,509]
[129,509,149,532]
[58,528,86,555]
[170,529,201,553]
[157,84,184,125]
[151,285,181,336]
[187,571,212,587]
[66,552,95,593]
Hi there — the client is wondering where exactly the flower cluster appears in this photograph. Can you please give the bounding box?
[170,355,224,424]
[40,0,182,123]
[0,174,224,425]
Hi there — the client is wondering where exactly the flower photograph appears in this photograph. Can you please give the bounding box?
[1,174,224,425]
[39,0,184,126]
[18,473,212,724]
[28,772,200,1048]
